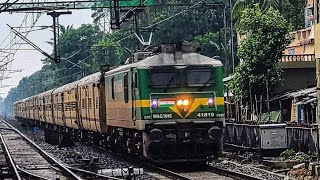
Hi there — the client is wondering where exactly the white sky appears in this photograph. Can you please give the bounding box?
[0,2,94,98]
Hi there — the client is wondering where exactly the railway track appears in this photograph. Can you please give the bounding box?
[207,164,265,180]
[87,143,261,180]
[1,116,284,180]
[98,146,283,180]
[81,142,192,180]
[0,118,121,180]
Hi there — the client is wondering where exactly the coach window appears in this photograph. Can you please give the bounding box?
[124,73,129,103]
[82,99,85,109]
[111,77,115,100]
[89,98,92,109]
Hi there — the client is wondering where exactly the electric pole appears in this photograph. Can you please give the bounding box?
[229,0,235,73]
[314,0,320,160]
[47,11,72,63]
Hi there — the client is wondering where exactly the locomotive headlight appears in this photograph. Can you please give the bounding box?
[208,97,215,107]
[183,99,189,106]
[177,99,183,106]
[176,99,190,106]
[151,98,159,109]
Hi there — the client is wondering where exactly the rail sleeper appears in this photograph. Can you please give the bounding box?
[0,119,80,180]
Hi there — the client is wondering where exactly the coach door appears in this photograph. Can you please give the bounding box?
[106,71,132,129]
[132,69,138,126]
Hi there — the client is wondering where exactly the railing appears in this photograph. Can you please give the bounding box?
[281,54,315,62]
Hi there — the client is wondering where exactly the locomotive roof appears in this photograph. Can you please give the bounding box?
[105,52,222,75]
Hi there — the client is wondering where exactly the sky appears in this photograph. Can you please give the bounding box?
[0,1,94,98]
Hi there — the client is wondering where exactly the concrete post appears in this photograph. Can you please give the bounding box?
[317,58,320,160]
[314,0,320,160]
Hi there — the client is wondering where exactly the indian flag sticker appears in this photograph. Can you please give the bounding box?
[159,98,175,107]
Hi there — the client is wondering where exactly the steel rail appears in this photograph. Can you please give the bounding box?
[66,165,122,180]
[0,118,82,180]
[16,166,50,180]
[207,164,266,180]
[85,142,275,180]
[141,163,193,180]
[83,142,193,180]
[0,133,22,180]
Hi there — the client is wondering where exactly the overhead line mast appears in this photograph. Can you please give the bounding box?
[1,0,227,63]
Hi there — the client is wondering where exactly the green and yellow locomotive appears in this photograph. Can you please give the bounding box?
[14,43,225,163]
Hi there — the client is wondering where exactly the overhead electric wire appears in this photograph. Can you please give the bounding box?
[0,10,42,59]
[0,13,29,58]
[0,0,49,82]
[0,0,53,58]
[116,0,206,43]
[0,0,19,14]
[0,0,11,13]
[66,0,206,71]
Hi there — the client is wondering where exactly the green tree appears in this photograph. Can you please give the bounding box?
[89,36,128,74]
[232,0,282,26]
[51,24,104,84]
[46,25,74,46]
[282,0,305,30]
[3,24,107,115]
[230,6,291,104]
[232,0,305,29]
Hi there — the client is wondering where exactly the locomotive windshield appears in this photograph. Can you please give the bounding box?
[186,68,213,87]
[150,70,179,88]
[149,66,213,88]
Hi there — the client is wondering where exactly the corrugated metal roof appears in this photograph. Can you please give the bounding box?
[223,75,233,82]
[270,87,316,101]
[270,87,317,105]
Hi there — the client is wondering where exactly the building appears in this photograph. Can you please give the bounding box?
[281,0,316,92]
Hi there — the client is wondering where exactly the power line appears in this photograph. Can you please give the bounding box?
[0,0,19,14]
[64,0,216,73]
[69,0,210,68]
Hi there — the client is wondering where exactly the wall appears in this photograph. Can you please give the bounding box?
[281,67,316,92]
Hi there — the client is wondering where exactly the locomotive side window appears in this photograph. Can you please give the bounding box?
[149,69,179,88]
[185,67,213,87]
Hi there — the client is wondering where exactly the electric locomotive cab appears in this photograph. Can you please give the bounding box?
[138,45,225,162]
